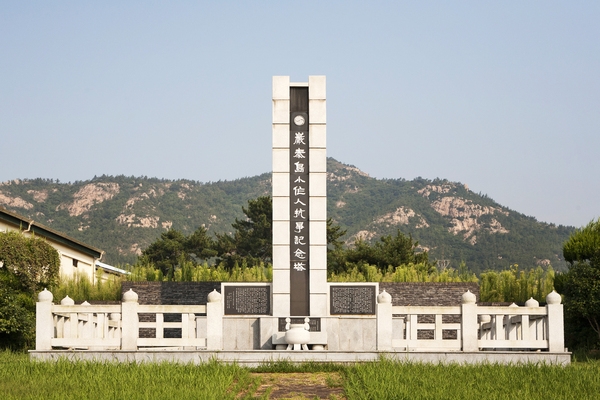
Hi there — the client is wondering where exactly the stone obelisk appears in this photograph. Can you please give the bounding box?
[272,76,327,317]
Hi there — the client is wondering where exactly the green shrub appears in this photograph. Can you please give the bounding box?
[51,275,122,303]
[127,261,271,283]
[0,231,61,350]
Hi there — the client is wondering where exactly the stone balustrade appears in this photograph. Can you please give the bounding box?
[35,288,223,351]
[375,289,565,353]
[36,288,565,354]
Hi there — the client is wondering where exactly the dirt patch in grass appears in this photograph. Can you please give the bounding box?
[245,372,346,399]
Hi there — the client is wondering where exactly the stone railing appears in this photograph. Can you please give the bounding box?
[36,288,565,353]
[376,290,565,352]
[35,288,224,351]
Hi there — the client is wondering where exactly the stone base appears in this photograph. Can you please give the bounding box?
[29,350,571,367]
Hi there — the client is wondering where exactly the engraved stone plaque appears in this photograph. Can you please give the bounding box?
[278,317,321,332]
[224,286,270,315]
[330,286,376,315]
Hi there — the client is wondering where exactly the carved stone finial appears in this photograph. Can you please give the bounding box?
[525,297,540,307]
[377,290,392,304]
[61,295,75,305]
[38,288,53,303]
[122,288,138,303]
[546,290,562,305]
[461,290,476,304]
[207,289,222,303]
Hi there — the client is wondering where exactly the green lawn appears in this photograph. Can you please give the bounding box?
[344,358,600,399]
[1,352,599,399]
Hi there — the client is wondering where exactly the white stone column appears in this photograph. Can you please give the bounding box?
[308,75,327,316]
[546,290,565,352]
[461,290,479,352]
[121,289,139,351]
[272,75,291,317]
[35,289,54,351]
[376,290,393,351]
[206,289,223,350]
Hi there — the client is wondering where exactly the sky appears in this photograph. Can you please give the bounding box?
[1,1,598,228]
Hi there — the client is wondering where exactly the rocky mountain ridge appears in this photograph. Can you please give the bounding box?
[0,159,572,273]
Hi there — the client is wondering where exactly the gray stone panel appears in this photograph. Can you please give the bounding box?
[338,318,377,351]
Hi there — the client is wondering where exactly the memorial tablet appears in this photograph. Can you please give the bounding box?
[330,285,376,315]
[224,286,270,315]
[278,317,321,332]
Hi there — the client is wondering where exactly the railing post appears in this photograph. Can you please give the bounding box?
[121,289,139,351]
[206,290,223,350]
[546,290,564,352]
[524,297,540,341]
[461,290,478,352]
[60,295,76,338]
[81,301,93,339]
[376,290,393,351]
[36,289,54,350]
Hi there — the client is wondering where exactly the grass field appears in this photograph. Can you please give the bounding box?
[1,352,600,399]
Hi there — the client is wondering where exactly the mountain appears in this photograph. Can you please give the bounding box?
[0,159,573,273]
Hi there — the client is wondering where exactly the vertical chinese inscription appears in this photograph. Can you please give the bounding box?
[290,87,309,316]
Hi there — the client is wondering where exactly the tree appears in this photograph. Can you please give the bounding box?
[141,226,218,276]
[327,218,347,274]
[0,283,35,349]
[140,229,188,275]
[216,196,272,268]
[555,219,600,347]
[0,231,60,293]
[0,231,60,349]
[563,219,600,263]
[233,195,272,262]
[185,226,218,261]
[345,230,431,271]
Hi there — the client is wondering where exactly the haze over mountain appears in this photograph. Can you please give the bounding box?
[0,159,573,274]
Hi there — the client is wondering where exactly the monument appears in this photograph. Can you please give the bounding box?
[267,76,383,349]
[198,76,381,351]
[30,75,568,364]
[272,76,328,318]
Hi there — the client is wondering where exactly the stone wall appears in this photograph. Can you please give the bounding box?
[379,282,479,306]
[123,281,479,307]
[122,281,221,305]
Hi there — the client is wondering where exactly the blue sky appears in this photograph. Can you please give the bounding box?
[1,1,598,227]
